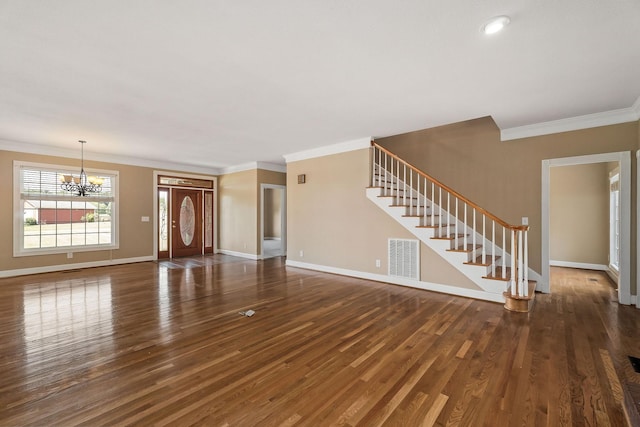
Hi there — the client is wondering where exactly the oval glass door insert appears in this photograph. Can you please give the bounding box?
[179,196,195,246]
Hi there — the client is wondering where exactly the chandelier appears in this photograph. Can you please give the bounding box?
[60,140,103,196]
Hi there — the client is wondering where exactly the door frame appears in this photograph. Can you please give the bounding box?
[637,150,640,309]
[171,187,203,258]
[541,151,631,304]
[260,184,286,259]
[153,171,218,260]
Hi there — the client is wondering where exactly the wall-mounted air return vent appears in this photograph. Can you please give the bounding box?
[388,238,419,280]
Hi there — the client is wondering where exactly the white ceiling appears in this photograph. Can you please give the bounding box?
[1,1,639,171]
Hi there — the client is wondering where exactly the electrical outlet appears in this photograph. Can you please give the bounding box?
[67,252,73,259]
[375,259,381,268]
[522,217,528,225]
[299,250,304,257]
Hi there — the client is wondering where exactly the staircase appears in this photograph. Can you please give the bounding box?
[367,142,535,312]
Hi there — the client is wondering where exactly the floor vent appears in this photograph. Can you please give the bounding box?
[388,238,419,280]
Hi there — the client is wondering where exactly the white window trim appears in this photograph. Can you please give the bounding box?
[13,160,120,257]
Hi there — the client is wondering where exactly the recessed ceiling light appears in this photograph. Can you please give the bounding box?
[482,15,510,35]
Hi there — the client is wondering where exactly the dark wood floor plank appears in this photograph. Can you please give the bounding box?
[0,258,637,426]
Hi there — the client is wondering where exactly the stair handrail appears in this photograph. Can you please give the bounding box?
[372,141,528,233]
[371,141,530,299]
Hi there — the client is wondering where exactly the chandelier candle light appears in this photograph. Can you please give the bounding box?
[60,140,103,196]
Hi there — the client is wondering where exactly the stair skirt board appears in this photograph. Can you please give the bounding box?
[367,188,503,292]
[286,260,505,304]
[372,190,510,260]
[366,186,544,295]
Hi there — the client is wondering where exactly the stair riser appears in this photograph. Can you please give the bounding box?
[367,187,508,294]
[371,163,538,310]
[384,196,504,260]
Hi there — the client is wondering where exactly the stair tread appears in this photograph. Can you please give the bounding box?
[378,195,418,206]
[503,281,537,300]
[368,182,533,311]
[464,254,502,266]
[483,266,512,281]
[432,233,469,241]
[503,281,536,312]
[377,190,413,194]
[415,223,453,229]
[447,244,482,253]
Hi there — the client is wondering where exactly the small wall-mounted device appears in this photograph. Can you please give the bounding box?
[297,174,306,184]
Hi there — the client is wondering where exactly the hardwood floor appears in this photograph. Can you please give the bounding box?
[0,257,638,426]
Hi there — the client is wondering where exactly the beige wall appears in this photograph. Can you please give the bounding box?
[218,168,286,256]
[264,188,282,238]
[2,146,283,272]
[218,169,258,254]
[1,149,158,272]
[377,117,639,293]
[256,169,286,254]
[550,163,609,265]
[287,148,480,290]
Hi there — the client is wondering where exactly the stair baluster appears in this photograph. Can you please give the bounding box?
[463,203,467,250]
[473,209,477,257]
[482,216,486,264]
[502,231,507,279]
[491,222,496,277]
[368,142,533,309]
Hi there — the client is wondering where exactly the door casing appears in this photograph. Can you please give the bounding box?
[153,171,218,259]
[541,151,631,304]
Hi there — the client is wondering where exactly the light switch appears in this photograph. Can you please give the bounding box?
[141,216,150,222]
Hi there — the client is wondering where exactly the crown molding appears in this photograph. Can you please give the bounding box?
[257,161,287,173]
[0,139,223,175]
[633,95,640,118]
[500,96,640,141]
[283,137,371,163]
[221,161,286,175]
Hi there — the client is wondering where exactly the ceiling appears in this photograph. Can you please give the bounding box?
[1,1,639,172]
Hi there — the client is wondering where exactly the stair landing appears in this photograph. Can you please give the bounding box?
[503,281,536,312]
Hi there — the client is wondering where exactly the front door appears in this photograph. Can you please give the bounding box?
[171,188,202,257]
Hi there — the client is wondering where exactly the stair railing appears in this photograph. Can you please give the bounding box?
[370,142,530,298]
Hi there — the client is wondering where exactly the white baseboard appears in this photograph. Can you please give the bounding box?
[0,255,155,278]
[606,269,620,285]
[550,260,608,271]
[286,260,505,304]
[218,249,260,261]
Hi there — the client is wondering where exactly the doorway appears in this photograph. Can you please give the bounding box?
[541,152,631,304]
[171,188,202,258]
[154,173,216,259]
[261,184,286,259]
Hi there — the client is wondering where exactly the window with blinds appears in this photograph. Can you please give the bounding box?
[14,161,119,256]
